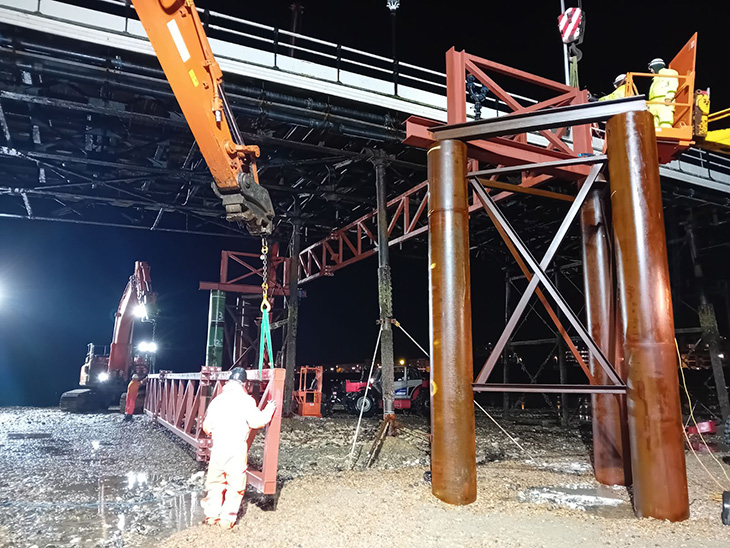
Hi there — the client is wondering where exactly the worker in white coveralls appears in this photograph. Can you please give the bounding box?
[598,74,627,102]
[647,58,679,129]
[201,367,277,529]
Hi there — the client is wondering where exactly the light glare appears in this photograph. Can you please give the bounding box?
[138,341,158,353]
[133,304,147,318]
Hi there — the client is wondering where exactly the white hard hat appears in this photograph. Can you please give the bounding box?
[648,58,665,70]
[613,74,627,87]
[132,374,140,380]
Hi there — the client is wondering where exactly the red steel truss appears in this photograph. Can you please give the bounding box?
[298,180,428,283]
[406,47,593,182]
[144,366,285,495]
[298,49,593,284]
[200,246,290,296]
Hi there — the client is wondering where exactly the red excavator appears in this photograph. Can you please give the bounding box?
[60,261,157,413]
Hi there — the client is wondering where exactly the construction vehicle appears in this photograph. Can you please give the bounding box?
[60,261,157,413]
[344,365,429,418]
[132,0,274,236]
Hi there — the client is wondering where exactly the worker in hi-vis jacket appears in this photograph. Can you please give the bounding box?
[201,367,277,529]
[647,58,679,129]
[599,74,627,102]
[123,374,143,422]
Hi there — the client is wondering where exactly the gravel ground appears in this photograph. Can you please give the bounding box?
[1,407,730,547]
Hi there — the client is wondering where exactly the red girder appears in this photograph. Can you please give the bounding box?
[200,248,290,296]
[298,48,594,284]
[144,366,285,495]
[298,181,430,284]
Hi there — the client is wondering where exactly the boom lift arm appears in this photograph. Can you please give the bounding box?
[132,0,274,235]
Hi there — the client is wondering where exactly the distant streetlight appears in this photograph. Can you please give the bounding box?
[399,358,405,365]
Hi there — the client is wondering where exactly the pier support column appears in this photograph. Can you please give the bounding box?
[581,188,631,486]
[374,155,395,420]
[607,110,689,521]
[427,138,477,505]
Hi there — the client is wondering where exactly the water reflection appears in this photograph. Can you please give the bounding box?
[126,471,148,489]
[88,472,203,545]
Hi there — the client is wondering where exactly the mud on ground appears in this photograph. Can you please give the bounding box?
[1,408,729,547]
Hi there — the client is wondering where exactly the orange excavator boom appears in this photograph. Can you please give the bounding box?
[132,0,274,235]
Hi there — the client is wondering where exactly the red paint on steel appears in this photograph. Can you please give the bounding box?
[607,110,689,521]
[201,249,290,296]
[144,366,285,495]
[300,49,599,284]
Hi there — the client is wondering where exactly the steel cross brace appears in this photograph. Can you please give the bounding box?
[472,162,624,388]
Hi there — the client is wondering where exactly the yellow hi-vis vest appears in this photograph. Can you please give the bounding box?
[649,68,679,103]
[599,84,626,102]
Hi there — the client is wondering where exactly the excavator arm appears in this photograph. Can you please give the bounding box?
[132,0,274,235]
[108,261,157,376]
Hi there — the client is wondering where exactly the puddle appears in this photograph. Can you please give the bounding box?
[528,460,593,475]
[519,485,632,518]
[4,472,204,546]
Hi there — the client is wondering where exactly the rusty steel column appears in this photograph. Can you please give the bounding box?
[502,272,511,418]
[606,110,689,521]
[427,139,477,505]
[374,155,395,420]
[283,217,302,417]
[687,222,730,422]
[581,187,631,486]
[554,270,570,428]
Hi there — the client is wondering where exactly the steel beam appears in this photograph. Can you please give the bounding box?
[205,290,226,369]
[429,96,647,141]
[476,178,574,202]
[687,223,730,421]
[473,163,618,385]
[502,273,511,418]
[471,178,623,387]
[427,139,477,505]
[283,218,302,416]
[581,187,631,486]
[470,155,607,178]
[473,384,627,394]
[607,110,688,521]
[554,271,569,428]
[374,155,396,419]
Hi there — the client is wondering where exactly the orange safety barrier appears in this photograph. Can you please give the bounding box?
[293,366,322,417]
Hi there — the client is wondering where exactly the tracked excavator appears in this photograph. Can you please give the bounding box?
[60,261,157,413]
[61,0,277,411]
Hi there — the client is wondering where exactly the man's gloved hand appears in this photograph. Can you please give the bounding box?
[265,399,277,421]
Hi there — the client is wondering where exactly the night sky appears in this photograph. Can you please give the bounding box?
[0,1,726,406]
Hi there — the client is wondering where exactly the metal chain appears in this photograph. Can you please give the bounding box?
[260,237,271,312]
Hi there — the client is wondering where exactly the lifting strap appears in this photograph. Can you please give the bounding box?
[258,237,274,376]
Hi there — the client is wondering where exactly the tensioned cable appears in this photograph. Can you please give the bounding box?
[348,326,383,463]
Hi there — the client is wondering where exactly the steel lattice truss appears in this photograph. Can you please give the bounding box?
[1,19,729,268]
